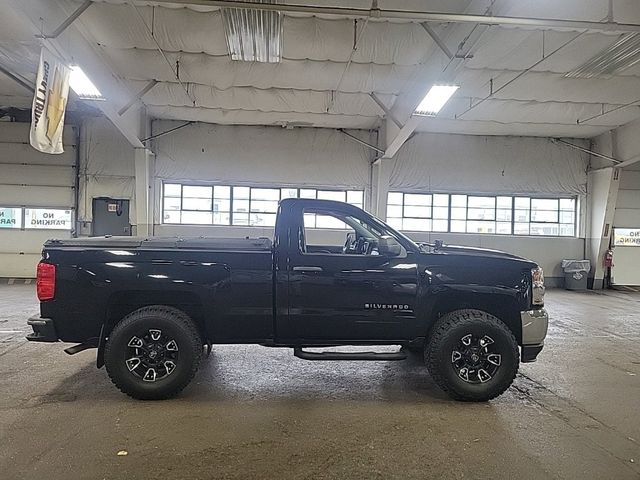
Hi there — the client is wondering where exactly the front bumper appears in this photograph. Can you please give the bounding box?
[520,308,548,363]
[26,316,59,342]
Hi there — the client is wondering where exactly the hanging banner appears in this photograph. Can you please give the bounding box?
[30,46,70,154]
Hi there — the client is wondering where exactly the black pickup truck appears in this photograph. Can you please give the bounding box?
[27,198,548,401]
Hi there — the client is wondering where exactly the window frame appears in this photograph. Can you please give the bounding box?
[300,207,401,257]
[387,191,578,238]
[161,182,365,228]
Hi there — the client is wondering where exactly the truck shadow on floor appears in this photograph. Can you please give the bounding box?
[40,346,453,404]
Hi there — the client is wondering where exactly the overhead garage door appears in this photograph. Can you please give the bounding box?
[0,122,76,277]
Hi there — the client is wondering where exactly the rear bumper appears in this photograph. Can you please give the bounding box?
[520,308,548,363]
[26,316,59,342]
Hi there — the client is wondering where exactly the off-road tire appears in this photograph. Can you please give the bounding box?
[425,309,519,402]
[105,306,203,400]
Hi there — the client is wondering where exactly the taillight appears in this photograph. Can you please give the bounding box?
[37,262,56,301]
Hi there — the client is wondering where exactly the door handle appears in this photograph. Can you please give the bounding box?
[292,266,323,273]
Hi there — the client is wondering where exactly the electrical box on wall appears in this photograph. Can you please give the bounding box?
[91,198,131,237]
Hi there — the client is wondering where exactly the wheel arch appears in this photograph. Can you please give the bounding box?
[104,290,209,343]
[427,289,522,345]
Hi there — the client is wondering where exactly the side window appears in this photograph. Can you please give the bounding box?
[301,208,386,256]
[303,212,356,254]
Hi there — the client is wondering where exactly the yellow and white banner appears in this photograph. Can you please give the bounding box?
[30,47,70,154]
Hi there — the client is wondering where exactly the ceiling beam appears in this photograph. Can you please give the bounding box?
[369,93,403,129]
[380,115,422,160]
[121,0,640,34]
[37,0,92,39]
[613,154,640,169]
[0,63,34,93]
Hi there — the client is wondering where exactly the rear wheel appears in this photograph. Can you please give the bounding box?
[425,309,519,401]
[105,306,203,400]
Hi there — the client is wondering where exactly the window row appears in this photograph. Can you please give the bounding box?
[0,207,73,230]
[162,183,364,228]
[386,193,576,236]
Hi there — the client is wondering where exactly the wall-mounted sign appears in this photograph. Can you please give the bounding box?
[0,207,22,229]
[24,208,72,230]
[613,228,640,247]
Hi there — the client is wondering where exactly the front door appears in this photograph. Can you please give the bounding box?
[285,205,419,342]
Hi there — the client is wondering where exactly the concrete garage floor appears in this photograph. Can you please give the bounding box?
[1,285,639,480]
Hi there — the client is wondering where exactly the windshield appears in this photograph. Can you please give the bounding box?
[303,206,419,253]
[356,209,420,252]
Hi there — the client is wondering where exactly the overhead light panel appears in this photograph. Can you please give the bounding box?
[69,65,103,100]
[222,0,282,63]
[565,33,640,79]
[414,85,459,116]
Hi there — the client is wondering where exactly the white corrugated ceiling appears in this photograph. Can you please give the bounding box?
[2,0,640,137]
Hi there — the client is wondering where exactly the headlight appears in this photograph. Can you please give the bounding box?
[531,267,545,306]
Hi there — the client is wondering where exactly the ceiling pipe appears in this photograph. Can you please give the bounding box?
[577,96,640,124]
[128,0,640,34]
[552,138,622,164]
[131,4,197,107]
[338,128,385,154]
[456,31,586,119]
[327,17,370,112]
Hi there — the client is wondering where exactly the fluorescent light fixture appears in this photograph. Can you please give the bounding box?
[414,85,459,116]
[69,65,103,100]
[222,0,282,63]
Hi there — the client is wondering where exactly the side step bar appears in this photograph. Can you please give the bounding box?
[64,339,98,355]
[294,347,407,361]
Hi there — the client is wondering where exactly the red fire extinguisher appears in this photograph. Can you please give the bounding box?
[603,249,614,268]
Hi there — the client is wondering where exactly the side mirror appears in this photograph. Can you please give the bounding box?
[378,236,402,257]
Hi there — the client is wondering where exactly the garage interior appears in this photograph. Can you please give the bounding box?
[1,0,640,478]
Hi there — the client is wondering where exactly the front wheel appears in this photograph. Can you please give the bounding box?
[425,309,519,402]
[105,306,203,400]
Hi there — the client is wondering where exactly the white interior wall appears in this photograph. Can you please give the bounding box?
[72,118,589,285]
[78,116,136,234]
[388,133,588,196]
[152,121,372,235]
[0,122,76,277]
[151,125,587,284]
[381,132,589,285]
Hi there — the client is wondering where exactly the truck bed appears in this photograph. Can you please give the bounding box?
[45,236,273,251]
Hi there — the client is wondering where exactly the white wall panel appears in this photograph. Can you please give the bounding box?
[389,132,588,195]
[1,164,74,187]
[149,122,586,283]
[0,143,75,165]
[0,122,75,277]
[79,117,136,224]
[0,185,73,207]
[0,122,76,145]
[153,121,370,189]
